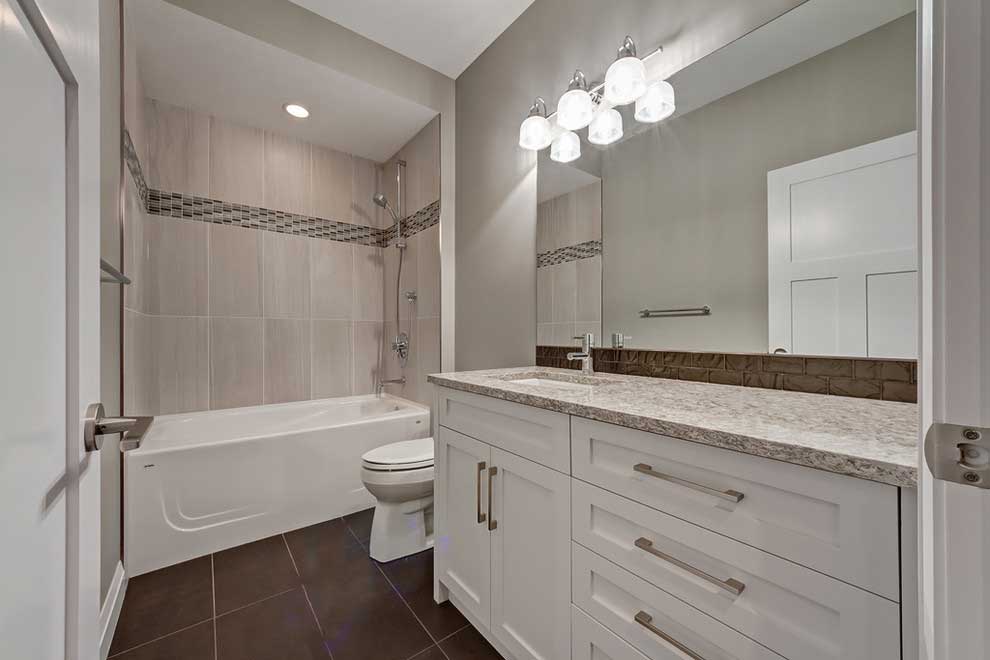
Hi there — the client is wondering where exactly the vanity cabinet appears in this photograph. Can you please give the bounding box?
[433,386,915,660]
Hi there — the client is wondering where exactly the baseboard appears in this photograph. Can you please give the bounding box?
[99,561,127,660]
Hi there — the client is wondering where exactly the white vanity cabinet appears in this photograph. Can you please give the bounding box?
[432,386,916,660]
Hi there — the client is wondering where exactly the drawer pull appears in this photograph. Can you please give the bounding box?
[487,466,498,531]
[634,537,746,597]
[634,611,707,660]
[633,463,744,503]
[476,462,487,524]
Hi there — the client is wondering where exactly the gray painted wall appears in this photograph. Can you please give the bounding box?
[454,0,805,370]
[603,15,916,352]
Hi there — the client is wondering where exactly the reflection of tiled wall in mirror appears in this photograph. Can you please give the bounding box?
[536,182,602,347]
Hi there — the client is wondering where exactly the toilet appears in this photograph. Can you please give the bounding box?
[360,438,435,562]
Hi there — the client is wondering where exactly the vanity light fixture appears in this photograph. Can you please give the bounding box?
[556,70,595,131]
[634,80,676,123]
[588,107,623,145]
[283,103,310,119]
[519,97,553,151]
[604,36,647,105]
[550,130,581,163]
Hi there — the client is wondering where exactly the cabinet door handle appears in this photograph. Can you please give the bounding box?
[634,611,706,660]
[635,538,745,596]
[633,463,744,503]
[476,462,487,524]
[487,466,498,531]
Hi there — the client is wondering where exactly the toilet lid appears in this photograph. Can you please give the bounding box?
[362,438,434,469]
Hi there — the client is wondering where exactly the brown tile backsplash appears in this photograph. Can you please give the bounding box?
[536,346,917,403]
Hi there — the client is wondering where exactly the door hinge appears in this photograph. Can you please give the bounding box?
[925,423,990,489]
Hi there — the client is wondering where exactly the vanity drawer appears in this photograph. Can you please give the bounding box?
[573,543,784,660]
[572,604,649,660]
[436,387,570,472]
[571,417,899,599]
[573,480,900,660]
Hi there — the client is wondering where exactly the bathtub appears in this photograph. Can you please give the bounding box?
[124,395,430,576]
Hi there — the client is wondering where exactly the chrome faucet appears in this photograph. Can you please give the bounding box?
[567,333,595,376]
[376,377,406,396]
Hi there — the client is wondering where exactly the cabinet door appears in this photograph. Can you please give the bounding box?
[436,427,492,625]
[490,448,571,660]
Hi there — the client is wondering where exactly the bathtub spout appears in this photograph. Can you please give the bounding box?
[377,377,406,396]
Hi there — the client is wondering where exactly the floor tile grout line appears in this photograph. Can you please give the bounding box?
[433,624,471,645]
[404,644,443,660]
[214,587,298,620]
[107,617,214,658]
[281,532,332,659]
[282,533,301,577]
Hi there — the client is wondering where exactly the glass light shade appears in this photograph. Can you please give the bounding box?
[604,56,647,105]
[556,88,595,130]
[634,80,676,123]
[587,108,623,146]
[518,114,552,150]
[550,131,581,163]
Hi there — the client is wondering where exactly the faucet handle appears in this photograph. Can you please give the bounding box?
[573,333,595,352]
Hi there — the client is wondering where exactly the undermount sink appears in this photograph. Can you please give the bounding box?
[509,377,596,391]
[501,372,613,391]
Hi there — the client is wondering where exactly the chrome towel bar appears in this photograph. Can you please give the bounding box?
[639,305,710,318]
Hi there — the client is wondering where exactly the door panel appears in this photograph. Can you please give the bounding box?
[490,447,571,660]
[436,427,491,625]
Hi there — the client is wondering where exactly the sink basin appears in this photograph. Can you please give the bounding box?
[509,377,596,391]
[500,372,614,392]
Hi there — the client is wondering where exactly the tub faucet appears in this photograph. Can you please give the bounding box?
[567,333,595,376]
[377,377,406,396]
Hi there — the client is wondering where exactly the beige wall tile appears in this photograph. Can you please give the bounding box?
[384,238,417,322]
[353,321,383,394]
[353,245,383,321]
[382,319,418,402]
[537,267,553,324]
[145,98,210,197]
[264,318,311,404]
[547,194,575,251]
[124,310,156,416]
[264,131,311,216]
[352,157,380,227]
[210,117,263,207]
[416,316,441,406]
[576,255,601,322]
[415,224,440,318]
[144,216,209,316]
[312,146,353,222]
[311,241,353,319]
[210,224,262,317]
[573,182,602,244]
[312,320,353,399]
[536,323,554,346]
[263,232,310,318]
[416,117,441,212]
[210,317,263,410]
[551,260,577,323]
[152,316,210,414]
[123,176,145,313]
[536,200,554,254]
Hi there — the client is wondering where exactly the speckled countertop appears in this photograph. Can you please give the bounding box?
[427,367,918,487]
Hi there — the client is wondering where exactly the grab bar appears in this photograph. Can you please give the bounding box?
[100,258,131,285]
[639,306,710,318]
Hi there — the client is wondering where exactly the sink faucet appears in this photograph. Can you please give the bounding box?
[567,333,595,376]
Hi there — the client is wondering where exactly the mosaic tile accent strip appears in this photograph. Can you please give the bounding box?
[122,129,148,205]
[380,199,441,246]
[536,345,918,403]
[538,240,602,268]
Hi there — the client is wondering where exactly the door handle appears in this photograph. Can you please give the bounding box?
[635,538,745,596]
[634,612,706,660]
[633,463,743,503]
[476,462,487,524]
[83,403,152,452]
[487,466,498,531]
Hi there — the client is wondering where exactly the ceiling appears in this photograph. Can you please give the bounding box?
[130,1,438,163]
[286,0,536,78]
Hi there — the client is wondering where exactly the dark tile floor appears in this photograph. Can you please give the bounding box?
[110,508,503,660]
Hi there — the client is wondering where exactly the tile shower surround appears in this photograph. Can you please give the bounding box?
[536,345,918,403]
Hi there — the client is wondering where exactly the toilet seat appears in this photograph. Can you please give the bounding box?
[361,438,434,472]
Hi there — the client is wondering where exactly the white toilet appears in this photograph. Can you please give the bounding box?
[360,438,435,562]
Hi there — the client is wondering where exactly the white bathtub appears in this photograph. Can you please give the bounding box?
[124,395,430,576]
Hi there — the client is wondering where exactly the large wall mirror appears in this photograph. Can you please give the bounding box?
[537,0,917,359]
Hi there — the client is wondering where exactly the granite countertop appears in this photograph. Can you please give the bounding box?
[427,367,919,487]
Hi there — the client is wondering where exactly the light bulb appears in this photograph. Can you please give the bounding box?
[557,70,594,131]
[550,131,581,163]
[588,108,623,146]
[519,115,552,150]
[634,80,676,123]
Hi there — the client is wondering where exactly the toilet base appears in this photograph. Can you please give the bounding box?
[368,496,435,563]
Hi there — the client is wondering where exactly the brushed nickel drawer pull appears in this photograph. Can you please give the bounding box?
[634,611,706,660]
[633,463,744,503]
[476,462,487,524]
[487,466,498,531]
[635,537,746,596]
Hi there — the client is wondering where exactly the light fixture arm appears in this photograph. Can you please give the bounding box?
[616,35,638,60]
[527,97,548,118]
[567,69,589,92]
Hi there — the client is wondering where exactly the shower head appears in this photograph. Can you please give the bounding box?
[372,192,401,223]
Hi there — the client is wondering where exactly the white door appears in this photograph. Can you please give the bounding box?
[1,0,102,658]
[435,427,492,626]
[768,132,918,357]
[490,448,571,660]
[917,0,990,657]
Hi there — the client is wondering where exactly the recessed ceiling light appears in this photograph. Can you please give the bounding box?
[283,103,310,119]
